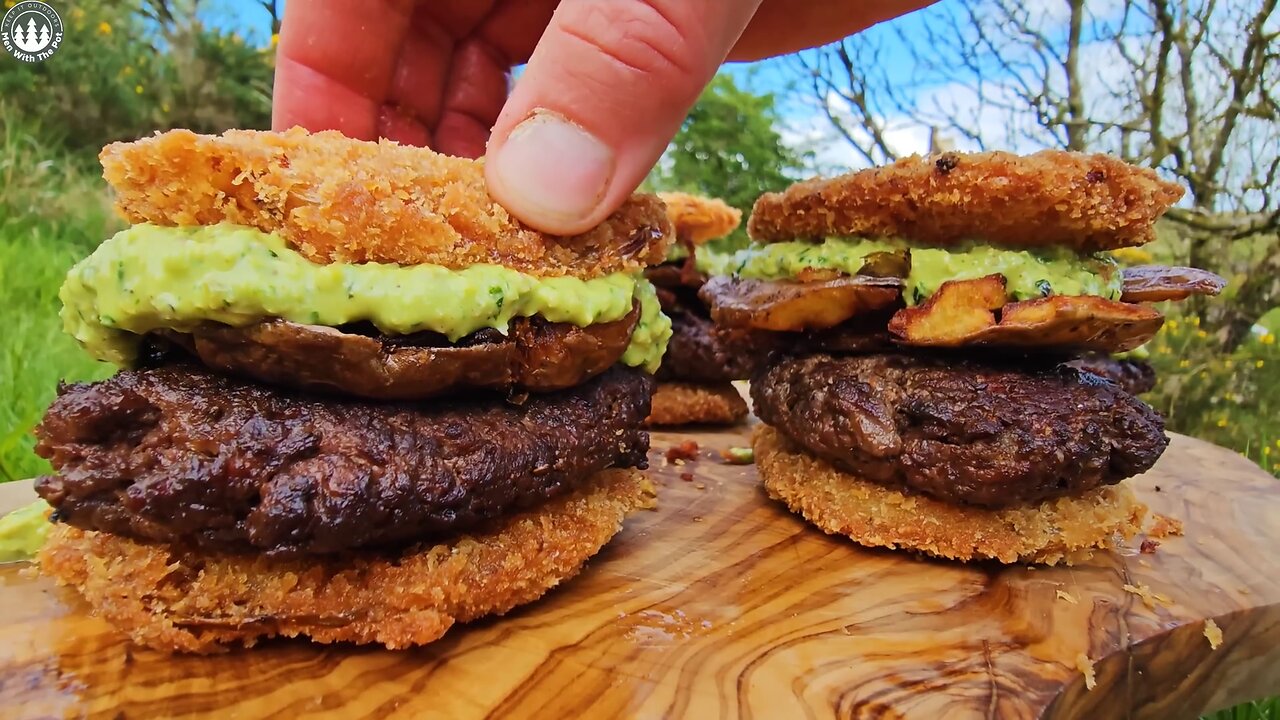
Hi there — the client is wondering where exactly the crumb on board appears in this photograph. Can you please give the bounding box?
[694,483,706,490]
[666,441,700,464]
[638,477,659,511]
[1056,589,1079,604]
[1148,514,1184,538]
[679,472,694,482]
[1076,653,1097,690]
[720,446,754,465]
[1122,583,1172,609]
[1140,538,1160,554]
[1204,619,1223,649]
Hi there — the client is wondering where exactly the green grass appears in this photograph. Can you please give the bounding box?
[1205,699,1280,720]
[0,224,112,481]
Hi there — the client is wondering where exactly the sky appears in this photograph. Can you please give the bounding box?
[201,0,942,169]
[199,0,1268,198]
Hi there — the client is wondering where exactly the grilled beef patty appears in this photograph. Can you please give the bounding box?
[751,353,1167,508]
[35,364,653,555]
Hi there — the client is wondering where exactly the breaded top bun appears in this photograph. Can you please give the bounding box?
[748,150,1183,252]
[100,128,672,278]
[658,192,742,245]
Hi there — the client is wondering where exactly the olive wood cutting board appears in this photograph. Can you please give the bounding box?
[0,428,1277,719]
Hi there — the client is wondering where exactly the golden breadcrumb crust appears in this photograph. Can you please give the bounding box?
[658,192,742,245]
[748,150,1183,252]
[644,381,748,427]
[753,425,1146,565]
[100,128,672,278]
[39,469,654,654]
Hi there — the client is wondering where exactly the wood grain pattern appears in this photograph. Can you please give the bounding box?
[0,429,1277,719]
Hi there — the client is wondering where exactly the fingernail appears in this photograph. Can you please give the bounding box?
[489,110,614,232]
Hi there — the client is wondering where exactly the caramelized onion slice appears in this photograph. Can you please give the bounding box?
[1121,265,1226,302]
[166,306,640,400]
[699,275,903,331]
[889,275,1163,353]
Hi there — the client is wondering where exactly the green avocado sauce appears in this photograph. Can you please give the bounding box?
[0,500,50,562]
[701,237,1122,305]
[61,224,671,373]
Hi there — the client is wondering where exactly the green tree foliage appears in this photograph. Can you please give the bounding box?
[650,74,806,221]
[0,0,273,156]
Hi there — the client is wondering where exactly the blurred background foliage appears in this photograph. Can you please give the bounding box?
[0,0,1274,716]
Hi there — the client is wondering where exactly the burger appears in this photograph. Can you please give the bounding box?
[700,151,1225,564]
[31,127,673,652]
[643,192,756,426]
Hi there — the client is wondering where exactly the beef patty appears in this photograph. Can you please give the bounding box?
[646,262,760,383]
[751,354,1167,508]
[34,365,653,555]
[1065,354,1157,395]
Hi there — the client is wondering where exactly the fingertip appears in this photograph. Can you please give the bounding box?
[485,0,762,234]
[486,110,617,235]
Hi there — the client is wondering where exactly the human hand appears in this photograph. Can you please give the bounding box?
[273,0,931,234]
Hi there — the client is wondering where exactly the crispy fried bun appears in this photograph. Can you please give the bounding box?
[39,469,653,653]
[644,382,748,427]
[889,275,1164,353]
[1121,265,1227,302]
[658,192,742,244]
[748,150,1183,252]
[100,128,671,278]
[753,426,1146,565]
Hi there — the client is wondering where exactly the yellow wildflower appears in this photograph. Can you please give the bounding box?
[119,66,133,77]
[1264,333,1276,346]
[1197,330,1208,339]
[97,21,112,35]
[1257,360,1266,368]
[134,85,143,94]
[271,33,280,47]
[1265,447,1272,457]
[1216,417,1228,428]
[1167,319,1179,331]
[1111,247,1153,264]
[1192,316,1200,326]
[4,0,17,8]
[1178,359,1190,368]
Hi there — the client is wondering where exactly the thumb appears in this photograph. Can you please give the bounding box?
[485,0,762,235]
